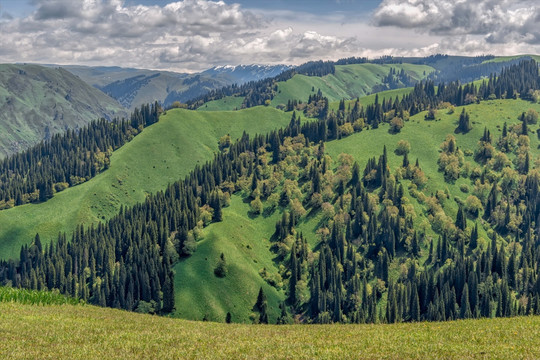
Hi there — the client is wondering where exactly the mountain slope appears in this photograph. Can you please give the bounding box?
[62,64,290,111]
[0,64,127,157]
[0,106,298,260]
[1,301,539,359]
[176,97,540,322]
[271,63,434,106]
[199,62,434,110]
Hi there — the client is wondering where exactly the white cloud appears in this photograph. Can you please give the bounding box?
[1,0,538,72]
[373,0,540,51]
[0,0,365,72]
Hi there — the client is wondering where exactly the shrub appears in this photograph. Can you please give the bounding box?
[214,253,228,278]
[389,117,404,133]
[395,140,411,155]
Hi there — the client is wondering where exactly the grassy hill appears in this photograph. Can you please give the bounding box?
[483,55,540,64]
[271,63,434,106]
[0,64,127,157]
[0,301,538,359]
[1,88,538,322]
[173,195,285,323]
[0,106,298,260]
[200,63,434,111]
[173,97,540,321]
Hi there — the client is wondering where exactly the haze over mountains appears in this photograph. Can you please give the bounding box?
[56,63,291,110]
[0,62,290,157]
[0,64,127,158]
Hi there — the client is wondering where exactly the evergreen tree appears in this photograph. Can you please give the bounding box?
[162,272,175,313]
[455,205,467,231]
[460,283,472,319]
[456,109,472,133]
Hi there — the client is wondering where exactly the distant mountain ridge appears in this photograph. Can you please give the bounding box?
[0,64,127,158]
[57,64,291,110]
[202,64,291,84]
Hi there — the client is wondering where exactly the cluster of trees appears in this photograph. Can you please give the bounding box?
[423,55,534,84]
[0,103,161,210]
[266,132,540,324]
[372,68,416,93]
[335,56,404,65]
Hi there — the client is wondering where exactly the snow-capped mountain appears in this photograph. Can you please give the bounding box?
[202,64,292,85]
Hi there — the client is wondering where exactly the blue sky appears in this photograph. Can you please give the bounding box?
[0,0,538,72]
[0,0,380,18]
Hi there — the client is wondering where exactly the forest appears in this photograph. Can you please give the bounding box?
[0,60,539,324]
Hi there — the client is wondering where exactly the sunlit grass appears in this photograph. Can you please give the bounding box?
[0,302,538,359]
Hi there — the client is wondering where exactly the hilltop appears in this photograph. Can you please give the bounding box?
[0,64,127,157]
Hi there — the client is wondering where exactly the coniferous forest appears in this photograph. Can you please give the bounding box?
[1,60,539,325]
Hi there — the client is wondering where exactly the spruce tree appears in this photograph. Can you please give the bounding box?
[469,223,478,250]
[456,109,472,133]
[460,283,472,319]
[455,205,467,231]
[162,272,175,313]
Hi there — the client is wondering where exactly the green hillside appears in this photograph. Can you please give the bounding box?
[271,63,434,106]
[199,63,434,111]
[173,195,284,323]
[198,95,244,111]
[1,301,538,359]
[171,98,540,321]
[0,64,127,157]
[0,107,296,260]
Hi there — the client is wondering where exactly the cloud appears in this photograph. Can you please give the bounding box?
[373,0,540,46]
[1,0,538,72]
[0,0,363,72]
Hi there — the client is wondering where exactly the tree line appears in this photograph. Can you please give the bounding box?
[0,102,161,210]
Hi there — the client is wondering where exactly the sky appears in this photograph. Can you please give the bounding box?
[0,0,539,72]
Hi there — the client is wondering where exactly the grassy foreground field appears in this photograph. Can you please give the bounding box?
[0,302,538,359]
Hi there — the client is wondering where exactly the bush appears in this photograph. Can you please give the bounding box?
[459,184,469,193]
[250,197,263,215]
[339,123,354,137]
[425,108,437,120]
[214,253,228,278]
[465,195,483,217]
[523,109,539,124]
[389,117,404,133]
[395,140,411,155]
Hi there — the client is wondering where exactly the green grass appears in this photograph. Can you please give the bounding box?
[271,63,434,106]
[0,106,295,260]
[1,302,539,359]
[173,195,284,323]
[198,96,245,111]
[0,287,81,306]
